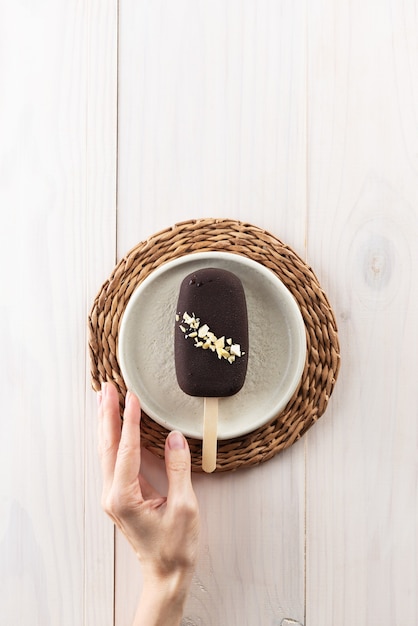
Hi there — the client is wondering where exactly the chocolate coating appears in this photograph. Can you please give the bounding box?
[174,268,248,397]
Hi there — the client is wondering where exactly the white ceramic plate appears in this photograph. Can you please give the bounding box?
[118,252,306,440]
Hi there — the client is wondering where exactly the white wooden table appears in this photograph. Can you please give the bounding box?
[1,2,417,625]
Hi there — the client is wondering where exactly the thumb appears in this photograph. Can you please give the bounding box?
[165,430,193,502]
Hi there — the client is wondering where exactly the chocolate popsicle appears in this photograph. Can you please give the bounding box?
[174,267,249,471]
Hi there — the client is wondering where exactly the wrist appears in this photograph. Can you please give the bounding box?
[133,570,193,626]
[144,568,193,601]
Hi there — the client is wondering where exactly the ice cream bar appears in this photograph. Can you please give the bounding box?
[174,267,248,397]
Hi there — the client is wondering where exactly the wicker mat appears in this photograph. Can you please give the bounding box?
[88,218,340,472]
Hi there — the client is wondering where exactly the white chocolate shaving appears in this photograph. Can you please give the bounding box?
[230,344,241,357]
[198,324,210,338]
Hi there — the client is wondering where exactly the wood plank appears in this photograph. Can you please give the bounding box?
[117,0,307,250]
[116,1,308,624]
[0,3,87,624]
[84,1,119,625]
[306,0,418,623]
[0,2,118,624]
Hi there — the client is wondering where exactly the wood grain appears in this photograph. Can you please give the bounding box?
[0,2,118,625]
[117,0,308,253]
[1,0,417,624]
[306,0,418,624]
[0,3,88,624]
[84,1,118,625]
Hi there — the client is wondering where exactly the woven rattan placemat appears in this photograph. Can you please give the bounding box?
[89,218,340,472]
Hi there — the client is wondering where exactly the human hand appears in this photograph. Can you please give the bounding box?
[97,382,200,626]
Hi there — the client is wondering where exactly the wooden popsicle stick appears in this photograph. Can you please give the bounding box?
[202,397,218,473]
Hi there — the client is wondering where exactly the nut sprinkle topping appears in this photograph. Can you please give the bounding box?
[177,311,245,363]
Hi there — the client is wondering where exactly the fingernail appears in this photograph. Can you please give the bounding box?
[125,390,131,407]
[97,391,102,407]
[101,381,107,397]
[168,430,186,450]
